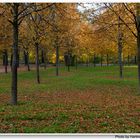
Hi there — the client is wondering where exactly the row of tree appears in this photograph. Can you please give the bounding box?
[0,3,140,105]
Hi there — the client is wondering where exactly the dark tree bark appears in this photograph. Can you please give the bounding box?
[93,54,96,67]
[10,54,13,71]
[67,53,70,72]
[75,55,78,70]
[68,64,70,72]
[56,45,59,76]
[24,50,30,71]
[55,36,59,76]
[11,4,19,105]
[27,51,30,71]
[113,57,115,66]
[136,4,140,86]
[118,43,123,78]
[24,50,28,65]
[35,42,40,84]
[118,16,123,78]
[135,55,137,64]
[137,35,140,86]
[27,52,30,71]
[71,55,75,66]
[3,49,8,73]
[101,55,103,67]
[137,25,140,85]
[17,52,19,68]
[86,56,89,67]
[106,54,109,66]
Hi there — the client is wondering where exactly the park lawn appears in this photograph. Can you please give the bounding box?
[0,65,140,133]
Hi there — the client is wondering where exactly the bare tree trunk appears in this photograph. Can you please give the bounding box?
[67,54,70,72]
[5,50,8,73]
[137,34,140,86]
[86,56,89,67]
[24,50,27,66]
[17,51,19,68]
[68,64,70,72]
[10,54,13,71]
[113,57,116,66]
[11,4,19,105]
[107,54,109,66]
[41,50,44,64]
[136,4,140,86]
[27,52,30,71]
[101,54,103,67]
[135,55,137,64]
[118,44,123,78]
[118,16,123,78]
[35,42,40,84]
[24,50,30,71]
[3,49,8,73]
[75,55,78,70]
[93,54,96,67]
[56,45,59,76]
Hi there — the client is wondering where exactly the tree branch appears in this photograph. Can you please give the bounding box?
[104,3,137,38]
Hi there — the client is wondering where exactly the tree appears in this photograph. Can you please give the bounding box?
[1,3,54,105]
[103,3,140,84]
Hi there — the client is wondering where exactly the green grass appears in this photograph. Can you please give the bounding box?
[0,65,140,133]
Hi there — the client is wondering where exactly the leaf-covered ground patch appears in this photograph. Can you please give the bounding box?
[0,66,139,133]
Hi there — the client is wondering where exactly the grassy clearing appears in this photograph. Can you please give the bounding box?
[0,65,140,133]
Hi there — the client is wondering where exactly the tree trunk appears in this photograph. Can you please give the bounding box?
[17,51,19,68]
[27,52,30,71]
[67,54,70,72]
[11,4,19,105]
[24,50,27,65]
[75,55,78,70]
[113,57,115,66]
[56,45,59,76]
[35,42,40,84]
[137,34,140,85]
[118,45,123,78]
[86,56,89,67]
[44,51,47,69]
[93,54,96,67]
[3,49,8,73]
[68,64,70,72]
[137,4,140,86]
[107,54,109,66]
[24,50,30,71]
[118,16,123,78]
[135,55,137,64]
[10,54,13,71]
[101,55,103,67]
